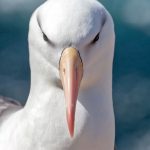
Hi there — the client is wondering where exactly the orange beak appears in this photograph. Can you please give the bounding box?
[59,47,83,137]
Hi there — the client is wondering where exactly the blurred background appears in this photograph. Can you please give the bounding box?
[0,0,150,149]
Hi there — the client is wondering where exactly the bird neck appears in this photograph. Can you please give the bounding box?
[25,63,113,113]
[24,50,61,110]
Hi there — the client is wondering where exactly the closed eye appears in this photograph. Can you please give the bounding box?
[42,32,56,47]
[37,16,56,47]
[43,32,49,41]
[91,32,100,44]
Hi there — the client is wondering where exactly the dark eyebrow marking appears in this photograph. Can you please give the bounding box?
[37,15,42,29]
[101,9,106,27]
[37,15,56,47]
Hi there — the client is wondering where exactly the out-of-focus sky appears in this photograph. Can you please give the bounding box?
[0,0,150,149]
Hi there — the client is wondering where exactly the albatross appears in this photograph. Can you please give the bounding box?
[0,0,115,149]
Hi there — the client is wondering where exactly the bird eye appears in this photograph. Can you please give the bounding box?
[43,32,49,42]
[92,32,100,44]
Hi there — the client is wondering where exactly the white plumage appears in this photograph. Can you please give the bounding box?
[0,0,115,149]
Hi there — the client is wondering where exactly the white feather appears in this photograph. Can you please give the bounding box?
[0,0,115,149]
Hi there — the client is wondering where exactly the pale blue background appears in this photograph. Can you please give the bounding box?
[0,0,150,149]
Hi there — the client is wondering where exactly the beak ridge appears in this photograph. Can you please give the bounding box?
[59,47,83,137]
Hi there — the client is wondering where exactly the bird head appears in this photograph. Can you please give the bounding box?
[28,0,115,137]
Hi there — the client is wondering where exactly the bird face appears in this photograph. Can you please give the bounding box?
[28,0,114,137]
